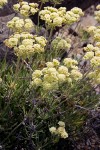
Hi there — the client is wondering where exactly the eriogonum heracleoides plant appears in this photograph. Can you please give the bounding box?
[0,1,100,149]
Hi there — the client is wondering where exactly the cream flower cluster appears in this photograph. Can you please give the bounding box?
[64,7,84,25]
[13,1,39,17]
[87,26,100,42]
[49,121,68,139]
[31,58,82,91]
[7,17,34,32]
[85,24,100,84]
[85,25,100,69]
[83,43,100,84]
[51,37,71,51]
[84,44,100,67]
[4,32,47,59]
[39,6,84,28]
[95,5,100,22]
[0,0,7,8]
[88,68,100,84]
[90,56,100,68]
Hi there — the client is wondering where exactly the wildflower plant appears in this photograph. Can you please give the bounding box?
[0,1,100,149]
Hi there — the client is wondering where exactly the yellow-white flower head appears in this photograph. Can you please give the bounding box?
[61,131,68,139]
[13,1,39,17]
[7,17,34,32]
[70,69,83,81]
[4,33,47,58]
[32,78,42,87]
[63,58,78,68]
[87,26,96,34]
[39,6,83,28]
[95,5,100,22]
[46,62,54,68]
[58,66,69,76]
[90,56,100,67]
[96,5,100,10]
[49,127,57,134]
[53,59,60,67]
[57,74,66,83]
[96,42,100,48]
[95,51,100,57]
[0,0,7,8]
[32,70,43,79]
[71,7,84,16]
[31,58,82,91]
[51,37,71,51]
[49,121,68,138]
[4,37,18,48]
[83,52,94,60]
[88,68,100,84]
[84,44,94,52]
[58,121,65,127]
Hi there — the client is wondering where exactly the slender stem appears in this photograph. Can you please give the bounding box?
[75,104,91,111]
[23,60,33,72]
[36,2,43,34]
[48,27,54,42]
[15,57,20,79]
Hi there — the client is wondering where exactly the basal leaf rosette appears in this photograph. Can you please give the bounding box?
[31,58,83,92]
[0,0,7,8]
[7,17,34,32]
[39,6,84,28]
[4,32,47,59]
[13,1,39,17]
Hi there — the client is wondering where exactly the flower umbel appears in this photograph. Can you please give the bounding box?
[0,0,7,8]
[49,121,68,139]
[4,33,47,59]
[13,1,39,17]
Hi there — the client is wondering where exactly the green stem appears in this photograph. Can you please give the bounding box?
[36,2,43,34]
[48,27,54,42]
[15,57,20,79]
